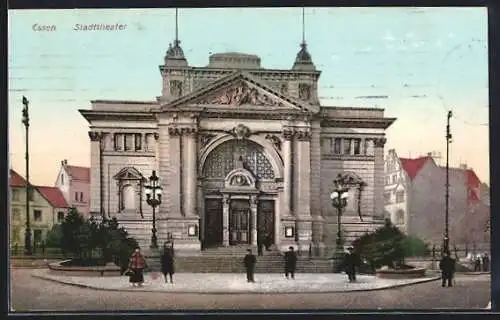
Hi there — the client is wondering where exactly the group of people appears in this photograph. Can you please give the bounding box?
[244,246,298,282]
[472,253,490,272]
[125,242,175,287]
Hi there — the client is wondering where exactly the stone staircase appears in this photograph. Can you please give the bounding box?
[145,246,334,273]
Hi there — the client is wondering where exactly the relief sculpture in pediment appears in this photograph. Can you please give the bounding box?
[198,82,283,107]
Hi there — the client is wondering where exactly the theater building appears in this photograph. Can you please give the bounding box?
[80,35,395,255]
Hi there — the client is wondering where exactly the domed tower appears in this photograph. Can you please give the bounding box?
[292,8,319,104]
[160,9,189,102]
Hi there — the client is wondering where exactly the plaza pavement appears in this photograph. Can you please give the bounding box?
[31,269,440,293]
[11,269,491,311]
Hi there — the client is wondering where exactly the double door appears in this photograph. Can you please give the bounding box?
[230,199,250,245]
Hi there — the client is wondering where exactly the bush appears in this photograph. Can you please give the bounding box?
[400,235,431,257]
[44,224,63,248]
[352,218,406,270]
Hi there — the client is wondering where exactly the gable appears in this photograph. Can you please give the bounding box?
[113,167,146,181]
[161,71,319,113]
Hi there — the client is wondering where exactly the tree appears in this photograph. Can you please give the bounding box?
[60,208,85,258]
[45,224,63,248]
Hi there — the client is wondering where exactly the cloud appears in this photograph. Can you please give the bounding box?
[448,32,456,38]
[383,31,396,42]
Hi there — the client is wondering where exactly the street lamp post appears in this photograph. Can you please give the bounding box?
[144,170,162,249]
[22,96,32,256]
[444,110,453,254]
[330,173,350,272]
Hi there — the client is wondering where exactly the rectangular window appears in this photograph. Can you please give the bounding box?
[79,192,84,202]
[61,174,64,185]
[333,138,342,154]
[321,138,332,153]
[343,139,352,155]
[34,210,42,221]
[353,139,361,155]
[396,191,405,203]
[114,134,123,151]
[12,208,21,221]
[75,192,78,201]
[135,133,142,151]
[392,174,397,184]
[144,133,151,151]
[385,176,391,185]
[12,189,20,201]
[34,229,42,243]
[124,134,134,151]
[384,192,391,204]
[57,211,65,222]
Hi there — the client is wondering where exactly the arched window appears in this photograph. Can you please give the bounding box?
[121,184,136,210]
[203,139,275,180]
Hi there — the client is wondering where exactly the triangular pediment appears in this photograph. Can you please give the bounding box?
[161,71,319,113]
[113,167,145,181]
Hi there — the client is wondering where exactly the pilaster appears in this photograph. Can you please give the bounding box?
[222,194,230,246]
[250,195,258,246]
[182,127,198,217]
[282,130,293,217]
[88,131,103,214]
[373,137,387,218]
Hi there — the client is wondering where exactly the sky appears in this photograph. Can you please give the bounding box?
[8,7,489,186]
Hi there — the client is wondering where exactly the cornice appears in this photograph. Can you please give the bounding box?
[79,110,157,122]
[320,118,396,129]
[322,155,376,162]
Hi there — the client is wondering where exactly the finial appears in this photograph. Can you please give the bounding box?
[175,8,179,43]
[302,7,305,45]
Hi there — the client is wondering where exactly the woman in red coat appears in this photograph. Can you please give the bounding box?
[127,248,148,287]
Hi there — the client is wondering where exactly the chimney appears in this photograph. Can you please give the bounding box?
[460,163,467,170]
[427,152,432,157]
[64,159,68,165]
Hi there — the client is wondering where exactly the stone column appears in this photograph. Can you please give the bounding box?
[282,130,294,216]
[88,131,102,216]
[222,195,230,246]
[373,138,387,218]
[294,128,312,252]
[183,128,198,217]
[167,127,183,217]
[250,196,258,246]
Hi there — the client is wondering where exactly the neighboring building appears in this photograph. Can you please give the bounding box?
[384,150,490,248]
[79,28,395,255]
[9,169,69,249]
[54,159,90,218]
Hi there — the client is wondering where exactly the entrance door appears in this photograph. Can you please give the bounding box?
[258,200,275,246]
[229,199,250,245]
[204,198,223,247]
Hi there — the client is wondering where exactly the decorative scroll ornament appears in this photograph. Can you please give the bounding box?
[265,134,282,151]
[231,124,251,140]
[88,131,102,141]
[200,134,217,148]
[373,137,387,148]
[198,81,284,107]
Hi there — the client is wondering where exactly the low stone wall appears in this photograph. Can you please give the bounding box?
[376,267,427,279]
[48,260,121,277]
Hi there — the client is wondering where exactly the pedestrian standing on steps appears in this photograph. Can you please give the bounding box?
[243,249,256,283]
[284,246,298,279]
[439,251,456,287]
[161,242,175,284]
[127,247,148,287]
[257,233,264,256]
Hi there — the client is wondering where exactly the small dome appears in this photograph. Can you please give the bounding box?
[208,52,261,69]
[293,42,316,71]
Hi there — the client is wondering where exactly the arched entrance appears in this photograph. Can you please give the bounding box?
[201,138,279,248]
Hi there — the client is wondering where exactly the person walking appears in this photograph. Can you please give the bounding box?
[343,247,358,282]
[243,249,256,283]
[439,251,456,287]
[482,253,490,272]
[127,247,148,287]
[474,254,482,272]
[284,246,298,279]
[160,242,175,284]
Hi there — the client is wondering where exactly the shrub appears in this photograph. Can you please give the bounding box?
[44,224,63,248]
[400,235,431,257]
[352,218,406,270]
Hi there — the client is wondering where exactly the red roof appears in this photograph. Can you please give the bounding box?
[466,169,481,202]
[399,156,432,180]
[36,186,69,208]
[9,169,28,187]
[66,165,90,182]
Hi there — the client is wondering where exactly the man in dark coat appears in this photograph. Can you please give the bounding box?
[160,243,175,283]
[343,247,358,282]
[284,246,298,279]
[439,251,456,287]
[243,249,256,283]
[482,253,490,272]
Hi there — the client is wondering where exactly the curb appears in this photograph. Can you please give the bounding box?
[31,272,440,295]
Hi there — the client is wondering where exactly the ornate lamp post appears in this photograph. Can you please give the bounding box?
[330,173,350,272]
[22,96,32,255]
[444,110,452,254]
[144,170,162,249]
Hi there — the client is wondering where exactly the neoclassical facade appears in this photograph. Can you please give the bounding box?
[80,38,395,255]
